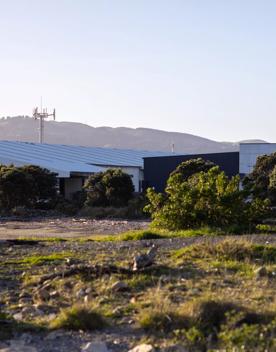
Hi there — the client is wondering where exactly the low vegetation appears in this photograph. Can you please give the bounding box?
[50,304,107,331]
[1,235,276,350]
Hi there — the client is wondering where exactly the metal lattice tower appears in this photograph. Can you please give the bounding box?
[32,104,56,144]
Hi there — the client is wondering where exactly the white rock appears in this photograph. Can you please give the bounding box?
[81,341,110,352]
[12,313,23,321]
[128,344,155,352]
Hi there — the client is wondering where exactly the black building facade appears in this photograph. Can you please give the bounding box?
[143,152,239,193]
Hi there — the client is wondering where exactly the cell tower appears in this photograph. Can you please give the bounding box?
[32,104,56,144]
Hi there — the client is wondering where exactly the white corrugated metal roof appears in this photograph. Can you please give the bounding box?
[0,141,172,177]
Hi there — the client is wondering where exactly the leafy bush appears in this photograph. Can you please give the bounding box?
[84,168,134,207]
[0,164,57,210]
[145,166,270,232]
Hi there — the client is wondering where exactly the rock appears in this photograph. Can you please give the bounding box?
[255,266,267,278]
[35,287,50,301]
[81,341,110,352]
[85,287,92,294]
[76,288,86,299]
[111,281,129,292]
[133,246,157,271]
[49,290,59,298]
[13,313,23,321]
[128,344,155,352]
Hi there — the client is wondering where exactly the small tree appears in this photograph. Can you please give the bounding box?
[84,168,134,207]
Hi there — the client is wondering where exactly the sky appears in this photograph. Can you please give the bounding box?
[0,0,276,142]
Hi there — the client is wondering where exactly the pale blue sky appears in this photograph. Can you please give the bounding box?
[0,0,275,142]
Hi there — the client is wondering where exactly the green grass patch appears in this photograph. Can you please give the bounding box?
[126,274,157,290]
[93,227,222,242]
[210,260,254,276]
[13,252,73,266]
[17,237,67,243]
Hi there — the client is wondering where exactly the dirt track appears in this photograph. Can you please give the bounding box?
[0,218,149,240]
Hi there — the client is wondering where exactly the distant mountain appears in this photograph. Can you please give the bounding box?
[0,116,265,154]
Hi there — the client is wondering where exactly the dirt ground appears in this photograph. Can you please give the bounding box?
[0,218,149,240]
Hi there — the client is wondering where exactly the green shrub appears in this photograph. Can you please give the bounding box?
[145,166,270,232]
[50,304,106,331]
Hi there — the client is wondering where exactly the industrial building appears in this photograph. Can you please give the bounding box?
[143,152,240,192]
[0,141,171,198]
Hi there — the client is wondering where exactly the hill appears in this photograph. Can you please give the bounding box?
[0,116,263,153]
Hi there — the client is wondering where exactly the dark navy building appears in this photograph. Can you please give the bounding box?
[143,152,239,193]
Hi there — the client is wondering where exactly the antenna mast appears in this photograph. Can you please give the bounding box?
[32,103,56,144]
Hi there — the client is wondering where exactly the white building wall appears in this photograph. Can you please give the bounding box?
[240,143,276,175]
